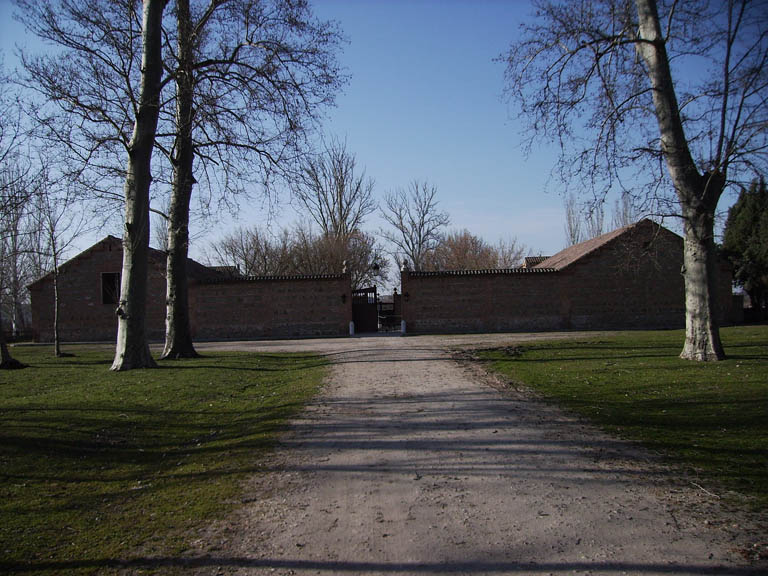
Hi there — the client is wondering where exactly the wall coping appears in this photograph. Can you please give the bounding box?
[200,273,349,284]
[404,268,557,278]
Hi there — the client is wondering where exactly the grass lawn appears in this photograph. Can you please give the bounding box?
[0,345,327,575]
[480,325,768,511]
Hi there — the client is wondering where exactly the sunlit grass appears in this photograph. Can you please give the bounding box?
[0,345,327,575]
[480,325,768,511]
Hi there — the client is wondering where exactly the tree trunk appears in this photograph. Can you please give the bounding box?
[161,0,198,360]
[635,0,725,360]
[11,263,25,337]
[111,0,168,371]
[680,204,726,360]
[0,307,25,370]
[0,248,25,369]
[53,264,61,358]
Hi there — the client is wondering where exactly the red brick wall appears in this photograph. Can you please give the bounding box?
[399,225,729,333]
[401,270,570,333]
[29,226,733,342]
[189,277,352,340]
[29,238,352,342]
[29,238,167,342]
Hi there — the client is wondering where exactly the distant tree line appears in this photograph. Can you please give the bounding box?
[205,142,531,288]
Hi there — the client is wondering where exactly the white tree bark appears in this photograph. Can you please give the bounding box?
[635,0,725,360]
[111,0,168,371]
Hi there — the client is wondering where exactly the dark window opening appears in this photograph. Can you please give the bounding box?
[102,272,120,305]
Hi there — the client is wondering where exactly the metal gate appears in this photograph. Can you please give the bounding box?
[352,286,378,333]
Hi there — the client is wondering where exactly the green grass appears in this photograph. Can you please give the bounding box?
[480,325,768,511]
[0,345,327,575]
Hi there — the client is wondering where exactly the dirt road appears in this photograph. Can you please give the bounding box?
[191,334,764,575]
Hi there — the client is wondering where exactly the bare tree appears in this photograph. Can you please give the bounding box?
[380,180,450,271]
[292,139,384,287]
[612,192,642,229]
[33,168,90,357]
[18,0,170,369]
[495,237,529,268]
[112,0,169,370]
[206,226,293,276]
[0,169,30,369]
[159,0,343,359]
[207,222,387,289]
[584,203,605,240]
[0,164,30,338]
[502,0,768,360]
[284,223,387,289]
[0,66,28,369]
[427,230,498,271]
[563,194,583,246]
[294,139,376,240]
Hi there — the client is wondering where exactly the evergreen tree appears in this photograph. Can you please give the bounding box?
[723,179,768,320]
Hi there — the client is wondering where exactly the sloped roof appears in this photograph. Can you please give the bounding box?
[28,235,226,289]
[27,235,120,290]
[534,219,668,271]
[27,235,347,289]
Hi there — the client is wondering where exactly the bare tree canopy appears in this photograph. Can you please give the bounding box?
[425,230,528,271]
[502,0,768,360]
[294,138,376,240]
[16,0,145,205]
[206,223,388,290]
[380,180,450,271]
[205,226,294,277]
[16,0,345,367]
[0,70,29,369]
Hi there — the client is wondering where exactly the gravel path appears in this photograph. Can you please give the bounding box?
[189,334,764,575]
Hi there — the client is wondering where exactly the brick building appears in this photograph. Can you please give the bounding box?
[27,220,734,341]
[400,219,734,333]
[28,235,352,342]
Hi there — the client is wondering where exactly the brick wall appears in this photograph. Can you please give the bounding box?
[189,276,352,340]
[29,237,353,342]
[401,270,569,333]
[29,223,734,342]
[401,224,733,334]
[29,237,167,342]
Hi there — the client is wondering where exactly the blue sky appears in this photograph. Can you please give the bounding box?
[0,0,570,262]
[2,0,738,266]
[307,0,566,255]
